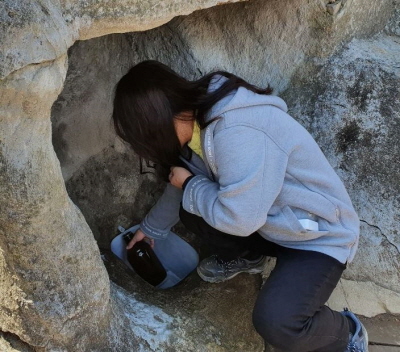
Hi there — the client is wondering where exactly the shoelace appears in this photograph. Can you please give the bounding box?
[216,257,243,275]
[347,342,362,352]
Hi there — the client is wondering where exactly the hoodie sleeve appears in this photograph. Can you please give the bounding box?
[182,125,289,236]
[139,182,183,240]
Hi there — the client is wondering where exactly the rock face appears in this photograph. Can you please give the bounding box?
[0,0,242,79]
[282,31,400,315]
[0,56,112,351]
[1,0,399,351]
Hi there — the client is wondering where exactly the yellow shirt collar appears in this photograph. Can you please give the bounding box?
[188,122,203,159]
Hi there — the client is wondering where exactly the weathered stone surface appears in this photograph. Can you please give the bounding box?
[385,4,400,37]
[50,34,135,181]
[0,0,245,79]
[104,250,265,352]
[360,314,400,346]
[64,142,166,248]
[328,277,400,318]
[0,0,73,79]
[282,32,400,310]
[173,0,393,90]
[0,56,114,350]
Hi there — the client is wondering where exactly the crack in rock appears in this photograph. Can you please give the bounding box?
[360,219,400,254]
[0,329,35,352]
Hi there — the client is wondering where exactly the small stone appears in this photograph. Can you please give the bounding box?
[327,1,342,16]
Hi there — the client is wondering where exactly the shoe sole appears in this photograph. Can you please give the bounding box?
[197,266,264,283]
[363,324,369,352]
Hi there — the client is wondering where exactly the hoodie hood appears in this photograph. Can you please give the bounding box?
[206,74,288,121]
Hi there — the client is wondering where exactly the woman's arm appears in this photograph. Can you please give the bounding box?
[139,182,183,240]
[181,126,289,236]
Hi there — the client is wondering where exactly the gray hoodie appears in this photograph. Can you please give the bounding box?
[140,75,360,264]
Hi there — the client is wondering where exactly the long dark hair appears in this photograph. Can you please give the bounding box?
[112,60,272,178]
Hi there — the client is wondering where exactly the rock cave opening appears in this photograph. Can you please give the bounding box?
[49,14,223,290]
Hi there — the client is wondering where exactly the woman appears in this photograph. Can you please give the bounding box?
[112,60,368,352]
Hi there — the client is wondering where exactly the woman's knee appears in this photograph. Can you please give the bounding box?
[252,303,307,351]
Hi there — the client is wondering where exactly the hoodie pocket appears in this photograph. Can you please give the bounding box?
[282,205,307,233]
[264,206,328,242]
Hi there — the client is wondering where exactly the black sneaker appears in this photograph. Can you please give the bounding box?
[197,255,266,283]
[342,308,369,352]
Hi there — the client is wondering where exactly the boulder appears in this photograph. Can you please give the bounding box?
[282,30,400,315]
[0,56,113,350]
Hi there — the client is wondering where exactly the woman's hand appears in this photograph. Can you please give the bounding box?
[169,166,193,189]
[126,229,154,249]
